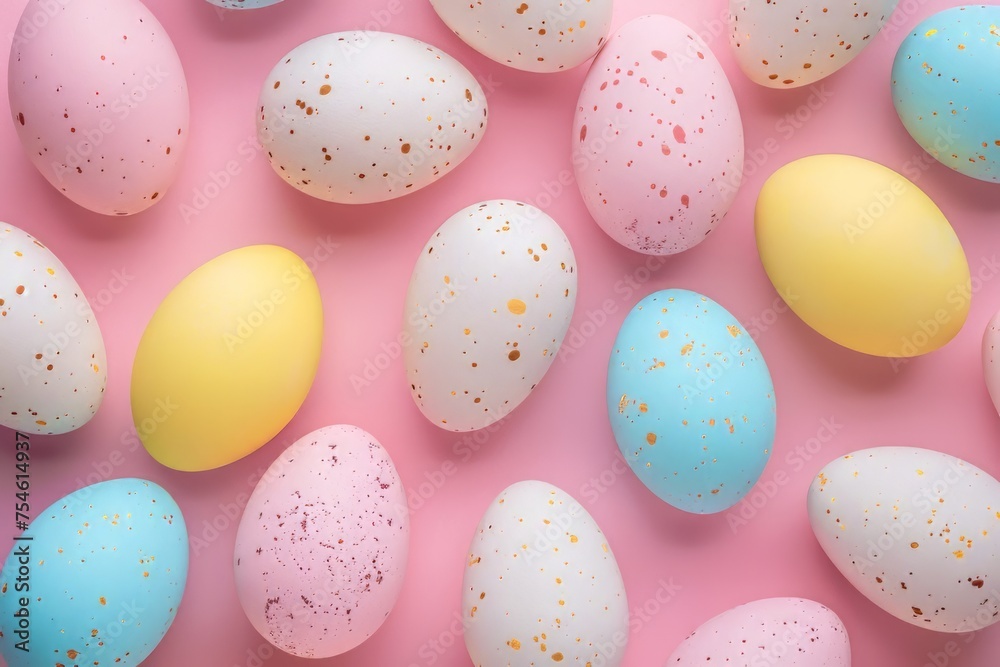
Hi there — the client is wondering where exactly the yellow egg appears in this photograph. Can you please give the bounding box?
[131,245,323,471]
[755,154,970,358]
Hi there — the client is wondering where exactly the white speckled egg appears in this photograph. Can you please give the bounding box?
[808,447,1000,632]
[573,15,744,255]
[729,0,898,88]
[8,0,189,216]
[983,307,1000,417]
[234,425,409,658]
[664,598,851,666]
[463,480,629,666]
[0,224,107,434]
[429,0,613,73]
[257,31,487,204]
[403,200,576,431]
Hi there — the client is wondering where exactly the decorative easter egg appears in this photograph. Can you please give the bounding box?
[257,31,487,204]
[755,154,970,358]
[207,0,282,8]
[892,5,1000,183]
[607,289,776,514]
[235,425,409,658]
[131,245,323,471]
[429,0,613,72]
[983,307,1000,417]
[665,598,851,665]
[463,480,629,666]
[0,478,188,666]
[730,0,899,88]
[808,447,1000,632]
[0,223,107,434]
[573,14,744,255]
[8,0,189,216]
[404,200,576,431]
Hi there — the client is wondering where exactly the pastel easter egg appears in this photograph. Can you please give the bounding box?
[755,154,970,358]
[234,425,409,658]
[0,223,107,434]
[983,306,1000,416]
[573,14,744,255]
[808,447,1000,632]
[429,0,613,72]
[257,31,487,204]
[462,480,629,666]
[8,0,189,216]
[0,478,188,666]
[892,5,1000,183]
[665,598,851,665]
[130,245,323,471]
[607,289,776,514]
[403,200,576,431]
[206,0,282,8]
[730,0,899,88]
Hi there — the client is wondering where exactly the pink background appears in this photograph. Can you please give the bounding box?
[2,0,1000,665]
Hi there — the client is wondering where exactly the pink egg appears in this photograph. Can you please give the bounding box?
[233,425,409,658]
[665,597,851,665]
[573,15,744,256]
[8,0,189,216]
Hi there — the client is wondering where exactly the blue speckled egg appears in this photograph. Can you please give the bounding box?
[0,479,188,666]
[607,289,776,514]
[891,5,1000,183]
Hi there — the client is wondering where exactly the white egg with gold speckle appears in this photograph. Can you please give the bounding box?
[403,200,576,431]
[462,480,629,666]
[0,224,107,434]
[808,447,1000,632]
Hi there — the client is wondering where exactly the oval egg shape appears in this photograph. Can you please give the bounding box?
[983,306,1000,417]
[8,0,189,216]
[607,289,776,514]
[665,598,851,666]
[403,200,576,431]
[429,0,613,72]
[892,5,1000,183]
[730,0,898,88]
[573,14,744,255]
[131,245,323,471]
[0,223,107,434]
[463,480,629,666]
[234,425,409,658]
[807,446,1000,632]
[0,478,188,666]
[755,154,971,358]
[257,31,487,204]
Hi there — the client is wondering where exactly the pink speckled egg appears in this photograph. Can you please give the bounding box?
[983,307,1000,416]
[573,14,744,255]
[8,0,189,216]
[664,598,851,665]
[233,425,409,658]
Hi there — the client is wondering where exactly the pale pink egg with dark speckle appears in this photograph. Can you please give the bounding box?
[234,425,409,658]
[8,0,189,216]
[573,15,744,256]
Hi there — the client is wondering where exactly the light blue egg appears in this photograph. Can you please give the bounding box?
[0,479,188,666]
[892,5,1000,183]
[607,289,776,514]
[205,0,283,8]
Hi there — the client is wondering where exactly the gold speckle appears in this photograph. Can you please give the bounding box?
[319,84,331,95]
[953,550,965,559]
[552,653,564,662]
[659,330,669,338]
[646,433,657,445]
[910,542,919,549]
[726,325,741,337]
[618,394,628,414]
[925,28,938,37]
[569,535,578,543]
[639,403,648,413]
[507,298,526,315]
[99,596,106,605]
[508,638,521,650]
[680,343,693,356]
[508,350,521,361]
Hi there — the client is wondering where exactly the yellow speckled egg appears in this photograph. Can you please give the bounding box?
[755,154,970,358]
[131,245,323,471]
